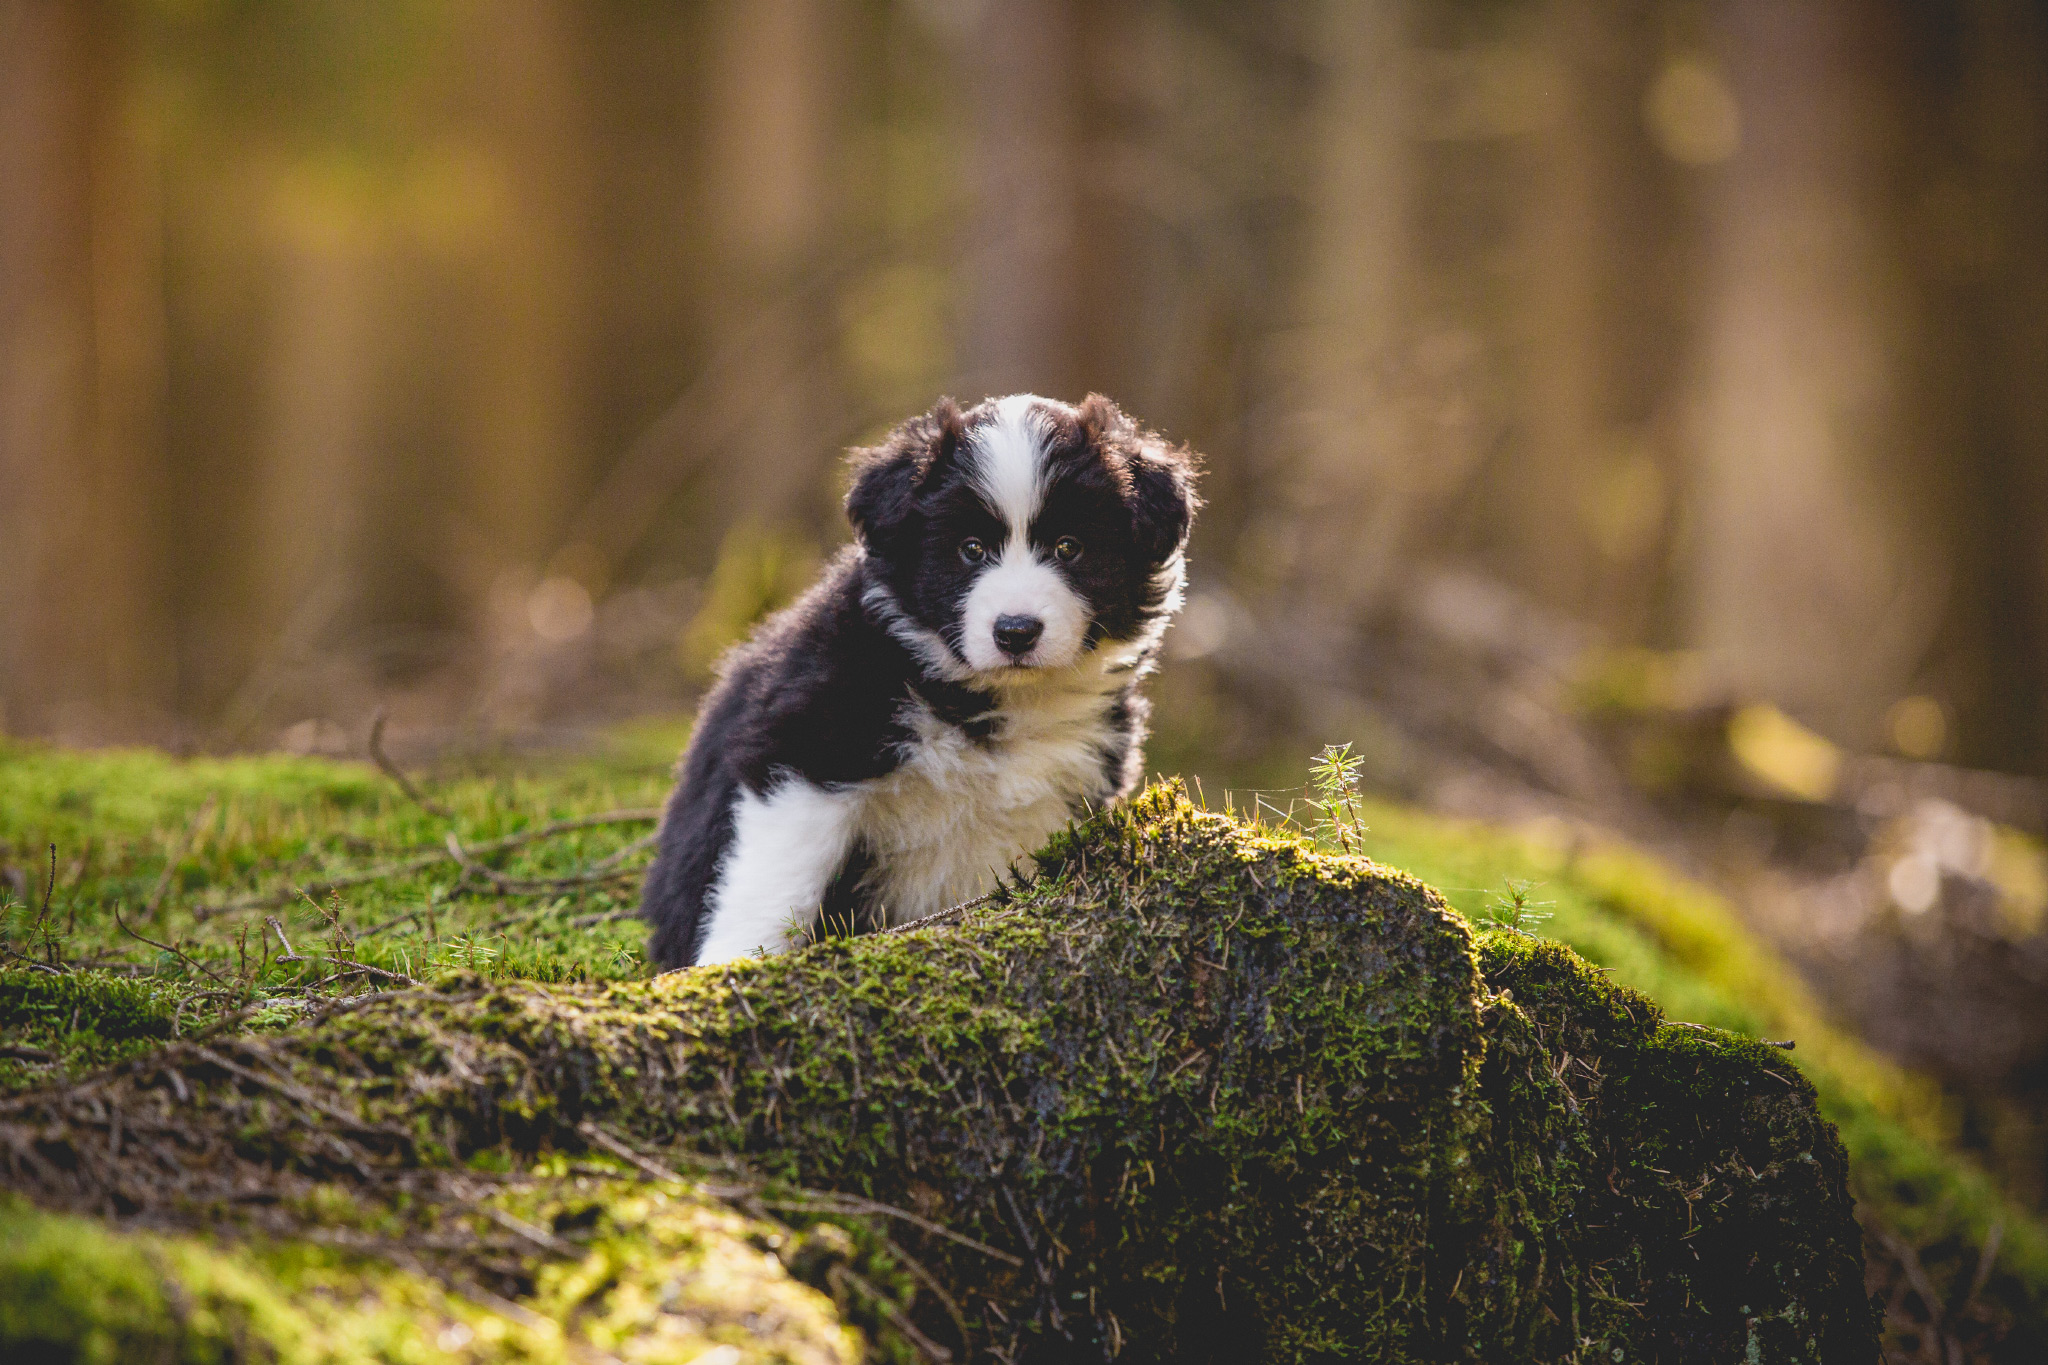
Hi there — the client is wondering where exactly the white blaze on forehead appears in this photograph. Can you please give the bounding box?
[957,395,1090,673]
[970,393,1052,538]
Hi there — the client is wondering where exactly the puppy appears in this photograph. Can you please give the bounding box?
[640,393,1198,968]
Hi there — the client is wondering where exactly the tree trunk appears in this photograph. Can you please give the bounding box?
[1683,0,1935,743]
[1282,0,1423,618]
[0,0,171,740]
[956,0,1083,402]
[1506,0,1691,641]
[695,0,844,540]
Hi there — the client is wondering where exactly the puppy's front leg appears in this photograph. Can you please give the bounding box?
[694,779,861,965]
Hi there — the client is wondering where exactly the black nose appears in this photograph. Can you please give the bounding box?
[994,614,1044,657]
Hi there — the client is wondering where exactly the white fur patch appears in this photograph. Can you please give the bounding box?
[695,778,861,965]
[959,549,1090,671]
[970,393,1050,537]
[959,394,1091,672]
[693,659,1140,959]
[862,578,972,682]
[862,676,1126,923]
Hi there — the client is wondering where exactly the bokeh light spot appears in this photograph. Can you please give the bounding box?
[528,576,594,644]
[1885,694,1948,760]
[1584,442,1668,562]
[1728,703,1841,802]
[1888,853,1942,914]
[1645,56,1741,166]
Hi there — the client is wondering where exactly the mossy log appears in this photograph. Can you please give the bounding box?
[1,784,1874,1362]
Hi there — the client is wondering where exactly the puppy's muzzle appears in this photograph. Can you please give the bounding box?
[994,614,1044,660]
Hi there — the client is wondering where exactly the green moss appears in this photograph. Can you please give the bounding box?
[0,1179,885,1365]
[0,969,175,1040]
[0,1197,185,1365]
[0,1193,346,1365]
[5,732,2029,1354]
[1470,934,1868,1360]
[520,1186,863,1364]
[1340,799,2048,1351]
[0,739,671,1079]
[3,785,1874,1361]
[0,969,182,1082]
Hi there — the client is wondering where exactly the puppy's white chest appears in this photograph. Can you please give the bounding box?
[857,691,1116,922]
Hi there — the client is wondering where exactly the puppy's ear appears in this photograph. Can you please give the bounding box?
[1126,437,1199,564]
[846,397,966,550]
[1076,392,1128,446]
[1077,394,1199,564]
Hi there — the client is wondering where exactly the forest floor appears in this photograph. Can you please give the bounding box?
[0,725,2043,1361]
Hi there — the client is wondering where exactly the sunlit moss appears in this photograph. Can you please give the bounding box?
[0,1180,876,1365]
[1332,795,2048,1348]
[4,781,1876,1360]
[0,737,2031,1354]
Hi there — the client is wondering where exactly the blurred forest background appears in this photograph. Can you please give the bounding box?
[7,0,2048,1232]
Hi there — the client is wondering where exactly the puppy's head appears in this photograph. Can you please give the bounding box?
[848,393,1199,679]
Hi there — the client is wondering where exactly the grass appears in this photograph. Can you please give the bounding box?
[0,721,689,1085]
[1,724,2044,1354]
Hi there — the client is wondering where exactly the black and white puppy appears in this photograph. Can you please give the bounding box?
[641,393,1199,968]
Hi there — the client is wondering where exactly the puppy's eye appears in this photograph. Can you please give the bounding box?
[959,537,988,564]
[1053,536,1084,564]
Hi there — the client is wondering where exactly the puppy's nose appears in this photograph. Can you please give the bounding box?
[994,614,1044,658]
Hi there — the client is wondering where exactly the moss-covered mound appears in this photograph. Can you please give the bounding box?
[1,784,1872,1362]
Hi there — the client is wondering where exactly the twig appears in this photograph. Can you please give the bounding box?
[1878,1227,1948,1342]
[761,1193,1022,1268]
[577,1121,689,1183]
[143,984,413,1052]
[367,708,454,820]
[113,903,229,985]
[299,885,356,952]
[28,844,62,969]
[1956,1220,2004,1323]
[879,894,994,936]
[265,915,418,988]
[569,1121,756,1197]
[189,1044,406,1142]
[481,1205,584,1259]
[323,958,418,987]
[463,810,663,845]
[266,914,418,988]
[293,987,418,1030]
[445,829,657,895]
[1667,1020,1794,1050]
[191,811,661,919]
[829,1263,953,1362]
[883,1233,972,1355]
[357,909,423,940]
[566,910,637,930]
[267,917,297,959]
